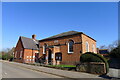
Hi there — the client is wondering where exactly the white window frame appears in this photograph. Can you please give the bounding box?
[43,45,46,54]
[43,44,47,54]
[86,42,89,52]
[32,59,34,61]
[27,56,29,58]
[68,40,74,53]
[26,59,28,61]
[33,56,35,58]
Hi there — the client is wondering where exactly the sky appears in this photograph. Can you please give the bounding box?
[2,2,118,50]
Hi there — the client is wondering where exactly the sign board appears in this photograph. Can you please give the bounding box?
[34,51,39,53]
[54,40,58,43]
[54,46,60,53]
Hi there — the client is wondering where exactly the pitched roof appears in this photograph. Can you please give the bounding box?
[20,36,39,50]
[99,49,109,54]
[39,31,82,41]
[39,31,96,41]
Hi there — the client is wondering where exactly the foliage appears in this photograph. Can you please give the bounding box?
[80,52,109,74]
[2,53,13,60]
[80,53,103,62]
[99,40,118,52]
[0,53,2,59]
[1,47,15,60]
[109,45,120,58]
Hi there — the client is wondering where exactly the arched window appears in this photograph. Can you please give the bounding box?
[68,40,74,53]
[86,42,89,52]
[92,44,95,53]
[43,43,47,54]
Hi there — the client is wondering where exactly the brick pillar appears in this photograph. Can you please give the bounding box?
[46,51,48,65]
[53,52,56,65]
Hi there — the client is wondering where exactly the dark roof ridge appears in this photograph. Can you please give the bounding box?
[39,31,82,41]
[39,30,96,42]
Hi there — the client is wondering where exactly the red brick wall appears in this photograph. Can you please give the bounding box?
[14,37,24,63]
[39,35,82,65]
[14,37,39,63]
[81,34,97,53]
[23,49,39,63]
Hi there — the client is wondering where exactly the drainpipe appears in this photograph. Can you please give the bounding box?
[32,49,33,63]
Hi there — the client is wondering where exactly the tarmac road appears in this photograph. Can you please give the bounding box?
[2,62,62,78]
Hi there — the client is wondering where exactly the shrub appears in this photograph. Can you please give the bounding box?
[80,52,109,74]
[2,53,13,60]
[0,53,2,59]
[109,45,120,58]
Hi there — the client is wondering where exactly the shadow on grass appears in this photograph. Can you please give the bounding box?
[64,67,76,71]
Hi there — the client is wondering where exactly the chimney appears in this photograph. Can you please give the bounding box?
[32,34,36,40]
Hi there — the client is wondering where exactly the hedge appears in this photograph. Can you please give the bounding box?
[80,52,109,74]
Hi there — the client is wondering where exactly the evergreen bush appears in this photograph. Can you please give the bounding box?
[80,52,109,74]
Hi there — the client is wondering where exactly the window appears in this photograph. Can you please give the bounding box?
[32,59,34,61]
[92,44,95,53]
[68,40,74,53]
[26,59,28,61]
[20,51,22,58]
[86,42,89,52]
[33,56,35,58]
[27,56,29,58]
[43,43,47,54]
[15,51,17,58]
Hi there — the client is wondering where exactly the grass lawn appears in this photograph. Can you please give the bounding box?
[47,64,76,68]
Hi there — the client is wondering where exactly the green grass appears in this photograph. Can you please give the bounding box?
[0,53,2,59]
[47,65,76,68]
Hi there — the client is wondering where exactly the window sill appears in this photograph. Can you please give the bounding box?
[68,52,73,54]
[43,53,46,54]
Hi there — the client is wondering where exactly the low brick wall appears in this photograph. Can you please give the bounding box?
[79,62,106,74]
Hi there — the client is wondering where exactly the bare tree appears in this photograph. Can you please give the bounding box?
[108,40,118,52]
[99,45,107,49]
[99,40,118,52]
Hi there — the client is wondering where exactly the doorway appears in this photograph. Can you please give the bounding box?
[48,49,52,64]
[35,53,39,63]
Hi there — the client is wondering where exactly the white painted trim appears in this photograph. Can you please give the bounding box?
[68,41,74,53]
[86,41,89,52]
[43,45,45,54]
[27,56,29,58]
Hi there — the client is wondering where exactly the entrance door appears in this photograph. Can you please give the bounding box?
[48,49,52,63]
[35,53,39,63]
